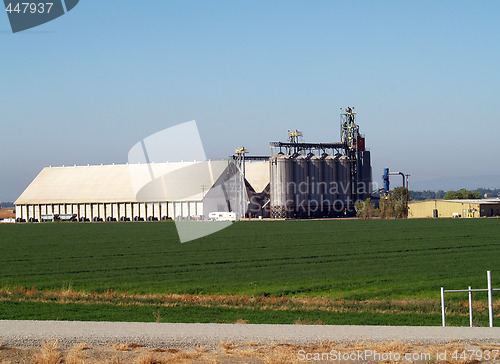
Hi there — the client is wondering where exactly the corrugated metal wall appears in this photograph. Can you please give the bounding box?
[15,201,203,221]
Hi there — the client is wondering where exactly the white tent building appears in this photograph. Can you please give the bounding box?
[15,160,269,222]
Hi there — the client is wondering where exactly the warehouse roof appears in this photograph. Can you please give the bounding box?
[410,199,500,204]
[447,199,500,204]
[15,160,269,205]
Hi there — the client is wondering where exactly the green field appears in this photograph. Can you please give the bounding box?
[0,219,499,325]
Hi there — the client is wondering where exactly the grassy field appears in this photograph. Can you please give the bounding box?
[0,219,499,325]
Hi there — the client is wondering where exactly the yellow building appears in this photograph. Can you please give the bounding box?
[408,199,500,219]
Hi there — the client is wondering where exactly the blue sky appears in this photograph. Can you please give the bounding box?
[1,0,499,201]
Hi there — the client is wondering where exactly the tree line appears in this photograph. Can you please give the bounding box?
[411,188,499,201]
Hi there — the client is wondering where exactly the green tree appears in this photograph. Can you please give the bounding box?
[356,198,375,219]
[443,191,457,199]
[377,195,394,219]
[376,188,408,219]
[392,186,409,218]
[444,189,481,200]
[436,190,446,199]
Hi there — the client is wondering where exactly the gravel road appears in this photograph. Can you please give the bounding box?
[1,320,500,348]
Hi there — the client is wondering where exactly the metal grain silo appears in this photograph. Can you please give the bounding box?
[319,154,328,213]
[357,151,372,200]
[306,155,320,215]
[324,155,339,213]
[294,155,308,216]
[270,153,284,217]
[270,153,294,218]
[284,155,295,216]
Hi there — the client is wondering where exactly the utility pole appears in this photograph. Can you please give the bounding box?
[405,174,410,218]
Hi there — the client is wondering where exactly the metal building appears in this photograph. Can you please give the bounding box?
[15,160,269,222]
[408,199,500,219]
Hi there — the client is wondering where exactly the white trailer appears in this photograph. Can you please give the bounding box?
[208,212,237,221]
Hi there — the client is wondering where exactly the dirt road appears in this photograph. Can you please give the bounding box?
[1,320,500,348]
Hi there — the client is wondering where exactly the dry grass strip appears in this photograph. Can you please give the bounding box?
[3,285,487,316]
[2,340,500,363]
[110,342,146,351]
[32,341,63,364]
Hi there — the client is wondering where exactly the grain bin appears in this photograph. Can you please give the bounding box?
[294,155,308,216]
[324,155,339,213]
[357,151,372,200]
[270,153,294,218]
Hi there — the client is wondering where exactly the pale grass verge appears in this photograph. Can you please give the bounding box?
[151,348,180,353]
[32,341,62,364]
[109,346,205,364]
[261,345,300,364]
[138,350,202,363]
[170,350,203,362]
[73,342,91,351]
[136,352,169,364]
[64,350,88,364]
[245,341,261,347]
[1,340,499,364]
[110,342,146,351]
[296,341,497,364]
[194,346,209,353]
[219,340,240,353]
[100,357,126,364]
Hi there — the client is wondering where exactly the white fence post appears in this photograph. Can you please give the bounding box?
[488,271,494,327]
[441,287,446,327]
[441,271,497,328]
[469,286,473,327]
